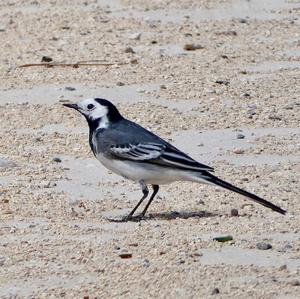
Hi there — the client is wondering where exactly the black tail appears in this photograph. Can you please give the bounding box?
[205,174,286,215]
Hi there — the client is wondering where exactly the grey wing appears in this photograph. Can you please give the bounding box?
[110,142,214,172]
[110,142,165,160]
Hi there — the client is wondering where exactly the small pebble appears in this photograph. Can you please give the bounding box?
[279,265,287,271]
[238,18,248,23]
[129,32,141,40]
[119,253,132,259]
[215,80,230,85]
[130,59,138,64]
[256,242,272,250]
[233,148,245,154]
[289,279,300,286]
[65,86,76,91]
[231,209,239,216]
[52,157,62,163]
[218,30,237,36]
[184,43,204,51]
[211,288,220,295]
[206,88,216,94]
[143,259,150,268]
[41,56,53,62]
[124,46,135,53]
[269,115,282,121]
[279,244,293,252]
[247,103,257,109]
[213,235,233,242]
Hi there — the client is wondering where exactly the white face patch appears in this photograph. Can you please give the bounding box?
[76,98,109,128]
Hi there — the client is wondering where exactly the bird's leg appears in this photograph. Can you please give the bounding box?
[140,185,159,217]
[122,181,149,221]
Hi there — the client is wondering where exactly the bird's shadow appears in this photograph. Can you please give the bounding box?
[106,210,217,223]
[147,210,216,220]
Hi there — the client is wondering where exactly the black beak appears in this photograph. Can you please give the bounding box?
[63,103,79,110]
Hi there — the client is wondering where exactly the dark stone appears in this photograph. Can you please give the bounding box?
[41,56,53,62]
[231,209,239,216]
[124,46,135,54]
[237,133,245,139]
[215,80,230,86]
[238,18,248,23]
[52,157,62,163]
[212,288,220,295]
[256,242,272,250]
[65,86,76,91]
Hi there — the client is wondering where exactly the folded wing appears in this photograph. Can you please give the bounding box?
[110,142,214,172]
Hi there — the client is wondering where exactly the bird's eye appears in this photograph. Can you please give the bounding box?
[87,104,94,110]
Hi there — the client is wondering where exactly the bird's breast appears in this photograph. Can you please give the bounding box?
[94,153,193,184]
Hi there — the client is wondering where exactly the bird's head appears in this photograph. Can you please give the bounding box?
[63,98,123,129]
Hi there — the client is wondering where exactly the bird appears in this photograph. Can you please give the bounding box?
[63,98,286,221]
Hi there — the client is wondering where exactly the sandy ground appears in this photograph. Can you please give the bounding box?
[0,0,300,298]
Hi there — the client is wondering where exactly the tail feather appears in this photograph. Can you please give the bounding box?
[204,173,286,215]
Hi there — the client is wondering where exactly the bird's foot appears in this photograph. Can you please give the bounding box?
[105,214,147,222]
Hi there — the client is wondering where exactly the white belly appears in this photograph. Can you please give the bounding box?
[96,153,191,184]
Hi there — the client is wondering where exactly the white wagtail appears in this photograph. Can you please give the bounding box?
[64,98,286,221]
